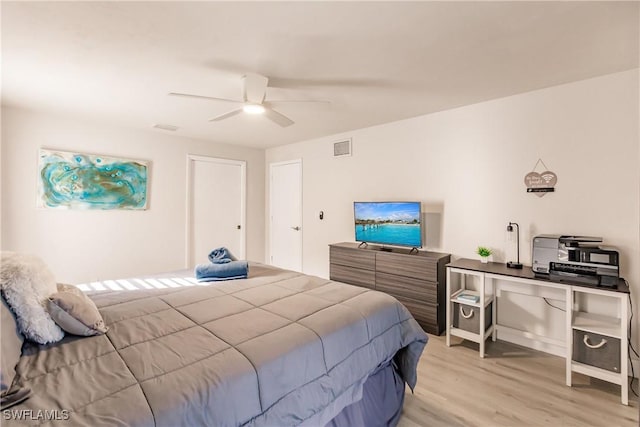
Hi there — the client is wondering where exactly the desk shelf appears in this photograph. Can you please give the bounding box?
[451,289,493,308]
[571,361,624,385]
[446,266,496,358]
[572,311,621,339]
[449,324,495,343]
[568,287,628,405]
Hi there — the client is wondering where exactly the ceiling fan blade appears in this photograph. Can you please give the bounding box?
[169,92,241,103]
[209,108,244,122]
[268,77,395,89]
[242,73,268,104]
[266,99,331,104]
[263,107,294,127]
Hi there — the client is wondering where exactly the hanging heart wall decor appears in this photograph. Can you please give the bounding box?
[524,159,557,197]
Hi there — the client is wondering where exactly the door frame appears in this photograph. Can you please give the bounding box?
[269,159,303,270]
[185,154,246,268]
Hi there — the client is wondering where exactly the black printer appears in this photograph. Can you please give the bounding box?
[532,235,619,287]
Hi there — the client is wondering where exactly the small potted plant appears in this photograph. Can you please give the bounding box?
[476,246,492,263]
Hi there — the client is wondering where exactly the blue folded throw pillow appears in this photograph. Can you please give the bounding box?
[208,247,237,264]
[195,260,249,282]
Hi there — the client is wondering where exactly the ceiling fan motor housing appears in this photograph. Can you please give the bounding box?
[242,73,268,104]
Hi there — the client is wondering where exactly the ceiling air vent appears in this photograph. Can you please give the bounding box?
[153,124,179,131]
[333,139,352,157]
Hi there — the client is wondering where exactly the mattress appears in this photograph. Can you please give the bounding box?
[8,263,428,426]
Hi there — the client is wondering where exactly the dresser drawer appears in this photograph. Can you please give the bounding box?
[376,252,436,281]
[395,296,438,327]
[330,263,375,289]
[375,272,437,304]
[330,246,375,271]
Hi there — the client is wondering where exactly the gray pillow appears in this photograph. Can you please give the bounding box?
[1,297,23,395]
[47,285,108,336]
[0,296,31,410]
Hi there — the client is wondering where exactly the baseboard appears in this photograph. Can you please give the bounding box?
[497,327,565,358]
[497,328,640,379]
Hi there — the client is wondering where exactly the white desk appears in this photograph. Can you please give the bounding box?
[445,258,630,405]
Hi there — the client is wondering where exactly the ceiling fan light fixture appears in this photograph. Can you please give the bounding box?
[243,104,265,114]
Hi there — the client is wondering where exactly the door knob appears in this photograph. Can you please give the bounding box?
[291,226,300,231]
[237,225,241,230]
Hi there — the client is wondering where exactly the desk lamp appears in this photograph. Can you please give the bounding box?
[506,222,523,269]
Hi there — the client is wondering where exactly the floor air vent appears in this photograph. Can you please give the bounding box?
[333,139,352,157]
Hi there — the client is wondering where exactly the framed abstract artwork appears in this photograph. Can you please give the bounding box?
[38,149,148,210]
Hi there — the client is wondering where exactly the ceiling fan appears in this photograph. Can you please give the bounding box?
[169,73,330,127]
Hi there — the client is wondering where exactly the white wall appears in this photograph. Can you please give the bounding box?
[266,69,640,346]
[1,107,265,283]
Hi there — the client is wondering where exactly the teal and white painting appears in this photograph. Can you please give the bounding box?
[38,149,148,210]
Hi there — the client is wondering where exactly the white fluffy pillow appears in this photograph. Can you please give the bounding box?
[0,252,64,344]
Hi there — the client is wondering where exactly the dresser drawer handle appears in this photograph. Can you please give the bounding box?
[583,335,607,349]
[459,306,474,319]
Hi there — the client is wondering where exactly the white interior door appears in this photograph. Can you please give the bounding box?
[270,160,302,272]
[187,156,245,267]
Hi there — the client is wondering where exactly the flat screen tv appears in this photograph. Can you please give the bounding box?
[354,201,422,248]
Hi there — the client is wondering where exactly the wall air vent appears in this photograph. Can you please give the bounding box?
[153,124,179,131]
[333,139,352,157]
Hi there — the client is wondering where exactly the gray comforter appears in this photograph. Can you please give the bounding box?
[8,263,428,426]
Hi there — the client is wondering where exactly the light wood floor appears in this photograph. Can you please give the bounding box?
[398,335,639,427]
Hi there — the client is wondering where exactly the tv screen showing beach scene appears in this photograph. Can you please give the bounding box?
[354,202,422,248]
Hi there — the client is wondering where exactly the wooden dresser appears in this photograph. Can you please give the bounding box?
[329,242,450,335]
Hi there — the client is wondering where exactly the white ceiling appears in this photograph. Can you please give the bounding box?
[2,1,638,149]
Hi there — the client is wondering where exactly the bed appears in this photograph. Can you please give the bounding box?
[4,263,428,426]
